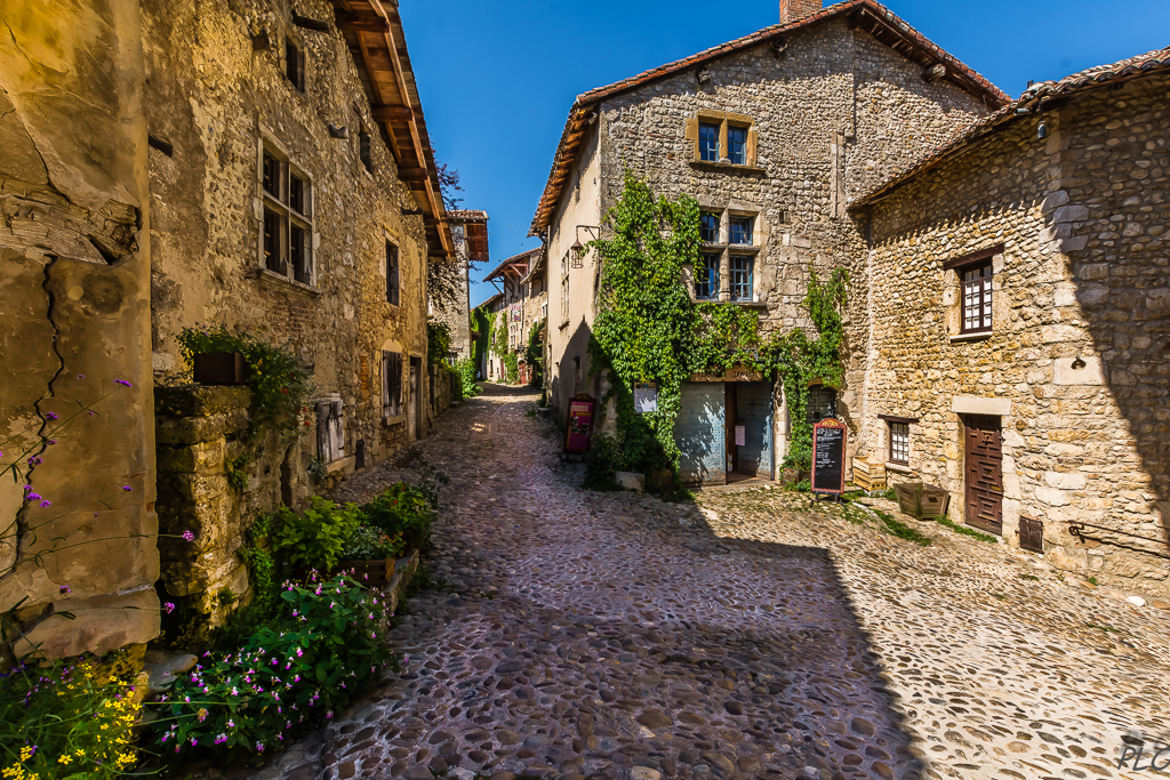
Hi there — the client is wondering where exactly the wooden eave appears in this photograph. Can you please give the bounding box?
[331,0,453,259]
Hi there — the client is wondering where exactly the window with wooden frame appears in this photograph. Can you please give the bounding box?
[560,256,570,326]
[888,421,910,465]
[260,143,313,285]
[695,253,720,300]
[699,211,720,243]
[285,38,306,92]
[382,351,403,418]
[688,112,757,167]
[729,215,754,245]
[385,241,399,305]
[729,255,754,301]
[944,245,1001,336]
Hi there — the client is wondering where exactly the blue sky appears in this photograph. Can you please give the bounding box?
[397,1,1169,309]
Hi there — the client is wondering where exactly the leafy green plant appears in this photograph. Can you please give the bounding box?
[501,352,520,385]
[0,654,142,778]
[525,319,546,387]
[270,498,362,572]
[455,358,481,398]
[361,483,435,550]
[153,572,394,764]
[872,507,933,546]
[225,453,251,492]
[427,322,452,366]
[937,516,999,543]
[340,525,405,561]
[177,326,313,438]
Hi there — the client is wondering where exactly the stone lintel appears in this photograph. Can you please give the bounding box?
[951,395,1011,417]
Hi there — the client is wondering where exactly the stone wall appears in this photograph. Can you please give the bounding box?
[547,15,992,454]
[142,0,433,483]
[858,74,1170,596]
[429,364,459,421]
[0,0,160,660]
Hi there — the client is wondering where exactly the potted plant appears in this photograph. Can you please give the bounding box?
[337,524,406,588]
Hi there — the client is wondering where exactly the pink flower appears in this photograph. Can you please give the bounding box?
[115,379,133,387]
[122,485,132,491]
[164,602,175,614]
[181,530,195,542]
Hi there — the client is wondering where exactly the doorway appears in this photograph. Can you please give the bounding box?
[963,414,1003,534]
[408,357,422,441]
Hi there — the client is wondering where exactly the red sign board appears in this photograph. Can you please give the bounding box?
[811,418,847,494]
[564,394,595,454]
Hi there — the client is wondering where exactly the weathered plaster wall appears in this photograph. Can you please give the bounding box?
[0,0,159,659]
[141,0,432,486]
[861,76,1170,595]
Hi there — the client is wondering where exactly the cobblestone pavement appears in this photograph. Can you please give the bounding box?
[252,385,1170,780]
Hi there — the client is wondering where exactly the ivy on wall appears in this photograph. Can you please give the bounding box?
[589,173,848,477]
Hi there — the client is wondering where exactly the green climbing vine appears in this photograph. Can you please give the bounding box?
[589,173,849,478]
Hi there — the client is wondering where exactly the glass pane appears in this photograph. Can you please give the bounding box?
[262,153,280,198]
[700,213,719,243]
[263,209,283,273]
[699,123,719,162]
[729,217,753,245]
[289,174,306,214]
[727,125,747,165]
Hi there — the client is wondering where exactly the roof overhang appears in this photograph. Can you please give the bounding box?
[484,248,542,283]
[529,0,1009,236]
[331,0,453,259]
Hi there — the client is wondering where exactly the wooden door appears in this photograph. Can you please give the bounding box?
[964,415,1003,534]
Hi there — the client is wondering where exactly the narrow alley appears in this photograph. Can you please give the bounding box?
[247,386,1170,780]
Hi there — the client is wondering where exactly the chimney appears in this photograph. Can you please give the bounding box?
[780,0,823,24]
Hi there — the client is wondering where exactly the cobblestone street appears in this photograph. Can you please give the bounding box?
[253,385,1170,780]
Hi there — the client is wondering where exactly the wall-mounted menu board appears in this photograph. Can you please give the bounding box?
[812,418,847,494]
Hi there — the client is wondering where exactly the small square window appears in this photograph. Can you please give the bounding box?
[285,39,305,92]
[727,125,748,165]
[888,422,910,465]
[695,253,720,300]
[700,212,720,243]
[386,241,399,305]
[961,261,992,334]
[729,255,753,301]
[729,216,754,245]
[699,122,720,162]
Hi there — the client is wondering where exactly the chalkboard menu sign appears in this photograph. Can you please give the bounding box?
[812,419,847,494]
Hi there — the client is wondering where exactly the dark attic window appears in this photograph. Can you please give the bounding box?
[359,124,373,173]
[286,38,306,92]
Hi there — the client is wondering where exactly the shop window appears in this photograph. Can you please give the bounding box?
[260,143,313,284]
[888,421,910,465]
[729,255,754,301]
[695,253,720,300]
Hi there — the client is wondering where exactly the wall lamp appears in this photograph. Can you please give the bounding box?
[1037,120,1049,140]
[571,225,600,268]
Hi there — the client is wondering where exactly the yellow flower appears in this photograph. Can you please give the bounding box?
[56,755,72,766]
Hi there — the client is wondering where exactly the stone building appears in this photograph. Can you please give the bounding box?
[849,47,1170,595]
[483,248,547,385]
[437,210,491,362]
[531,0,1006,483]
[0,0,457,657]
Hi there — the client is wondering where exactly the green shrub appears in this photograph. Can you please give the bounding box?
[455,358,481,398]
[177,326,313,438]
[270,498,362,572]
[340,524,405,561]
[0,654,142,778]
[427,322,451,366]
[583,432,622,491]
[153,573,393,764]
[362,484,435,550]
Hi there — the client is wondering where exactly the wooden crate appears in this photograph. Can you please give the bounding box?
[894,482,950,520]
[851,456,886,491]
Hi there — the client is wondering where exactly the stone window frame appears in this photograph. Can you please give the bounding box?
[944,245,1004,341]
[382,350,404,419]
[689,206,761,304]
[385,238,400,306]
[285,36,306,93]
[879,414,918,472]
[686,110,760,171]
[258,136,315,288]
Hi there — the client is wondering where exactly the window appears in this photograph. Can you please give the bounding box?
[359,124,373,173]
[700,212,720,243]
[888,421,910,466]
[385,241,399,305]
[729,255,753,301]
[260,145,313,284]
[729,215,754,245]
[695,253,720,300]
[961,261,992,334]
[805,386,837,425]
[727,125,748,165]
[382,351,403,417]
[699,122,720,162]
[285,38,305,92]
[560,258,570,325]
[315,396,344,463]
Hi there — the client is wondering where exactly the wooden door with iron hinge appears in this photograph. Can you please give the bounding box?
[964,414,1003,535]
